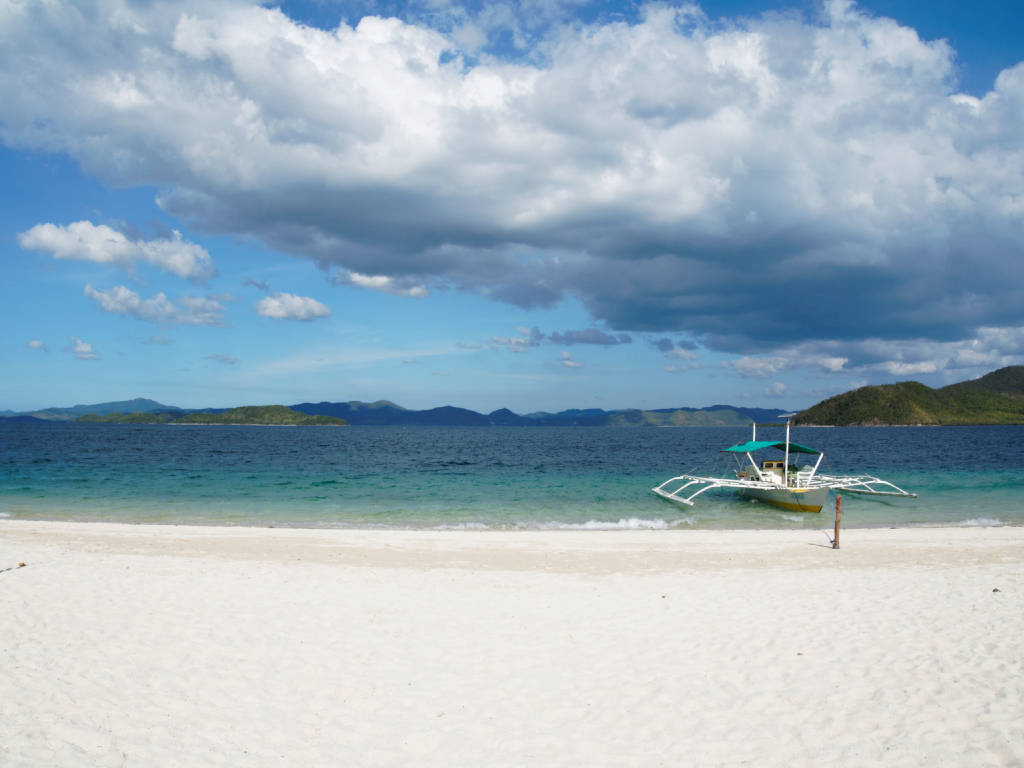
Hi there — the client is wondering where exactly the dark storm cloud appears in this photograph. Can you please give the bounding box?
[547,329,632,346]
[3,0,1023,353]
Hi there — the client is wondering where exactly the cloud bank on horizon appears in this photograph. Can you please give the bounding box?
[3,0,1023,392]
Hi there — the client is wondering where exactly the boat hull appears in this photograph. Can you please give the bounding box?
[739,486,830,513]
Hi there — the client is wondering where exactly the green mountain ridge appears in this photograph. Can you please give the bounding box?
[80,405,347,426]
[795,366,1024,425]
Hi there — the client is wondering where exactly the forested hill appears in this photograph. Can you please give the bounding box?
[80,405,347,426]
[794,366,1024,425]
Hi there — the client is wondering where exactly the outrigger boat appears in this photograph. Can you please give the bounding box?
[652,417,916,513]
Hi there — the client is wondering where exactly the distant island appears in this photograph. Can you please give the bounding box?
[795,366,1024,426]
[79,405,348,427]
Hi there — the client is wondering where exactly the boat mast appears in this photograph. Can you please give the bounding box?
[780,413,796,488]
[784,419,790,486]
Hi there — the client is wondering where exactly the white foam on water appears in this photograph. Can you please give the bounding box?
[428,518,699,531]
[957,517,1004,527]
[532,517,695,531]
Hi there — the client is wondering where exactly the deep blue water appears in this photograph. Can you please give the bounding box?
[2,422,1022,529]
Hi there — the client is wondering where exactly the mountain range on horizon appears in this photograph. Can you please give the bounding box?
[5,366,1024,426]
[1,396,786,427]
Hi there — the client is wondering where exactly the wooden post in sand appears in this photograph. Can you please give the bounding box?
[833,494,842,550]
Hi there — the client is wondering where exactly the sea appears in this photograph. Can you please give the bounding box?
[2,422,1022,530]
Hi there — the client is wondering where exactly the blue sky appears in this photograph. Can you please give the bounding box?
[2,0,1022,414]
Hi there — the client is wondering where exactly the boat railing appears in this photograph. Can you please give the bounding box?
[794,470,814,488]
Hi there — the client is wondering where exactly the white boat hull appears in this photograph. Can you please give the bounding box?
[739,486,830,513]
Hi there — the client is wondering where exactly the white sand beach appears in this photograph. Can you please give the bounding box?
[1,520,1021,767]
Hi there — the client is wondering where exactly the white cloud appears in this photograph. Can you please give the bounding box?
[818,356,849,372]
[735,326,1024,387]
[27,339,47,351]
[2,1,1023,351]
[70,336,98,360]
[492,326,543,351]
[664,359,700,373]
[18,221,215,282]
[882,360,939,377]
[665,347,698,360]
[765,381,788,397]
[731,356,788,377]
[333,269,428,298]
[84,284,226,325]
[560,350,583,368]
[949,326,1024,370]
[256,292,331,321]
[179,295,228,324]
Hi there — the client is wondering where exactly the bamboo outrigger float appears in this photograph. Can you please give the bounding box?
[652,417,917,513]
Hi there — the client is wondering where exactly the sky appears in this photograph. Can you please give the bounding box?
[2,0,1023,414]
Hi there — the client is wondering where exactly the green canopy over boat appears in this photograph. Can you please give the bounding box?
[722,440,820,455]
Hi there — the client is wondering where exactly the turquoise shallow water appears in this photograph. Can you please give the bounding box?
[2,422,1022,529]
